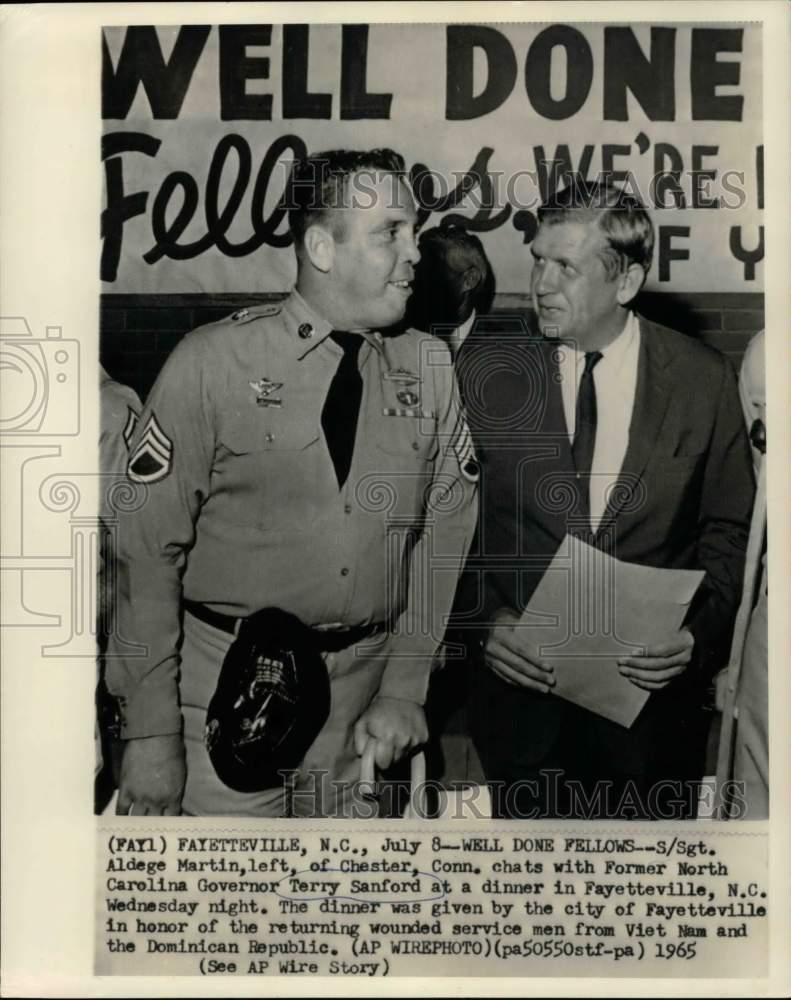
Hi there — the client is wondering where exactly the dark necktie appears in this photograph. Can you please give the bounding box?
[321,331,364,488]
[571,350,603,521]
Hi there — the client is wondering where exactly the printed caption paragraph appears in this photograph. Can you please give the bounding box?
[96,825,768,977]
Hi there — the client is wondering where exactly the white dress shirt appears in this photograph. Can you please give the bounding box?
[557,311,641,532]
[447,309,476,358]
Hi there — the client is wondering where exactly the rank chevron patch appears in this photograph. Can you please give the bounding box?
[450,411,479,483]
[127,413,173,483]
[122,407,139,450]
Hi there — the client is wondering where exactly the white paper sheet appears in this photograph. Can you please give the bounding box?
[518,534,705,727]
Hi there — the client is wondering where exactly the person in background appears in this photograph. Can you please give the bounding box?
[406,225,495,358]
[100,365,141,481]
[732,330,768,817]
[400,225,496,796]
[96,365,141,811]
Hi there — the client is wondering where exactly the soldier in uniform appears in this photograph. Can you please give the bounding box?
[106,148,479,817]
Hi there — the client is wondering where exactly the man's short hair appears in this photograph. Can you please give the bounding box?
[285,148,407,250]
[537,178,655,278]
[418,224,496,313]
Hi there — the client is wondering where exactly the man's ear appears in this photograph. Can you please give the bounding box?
[616,262,646,306]
[461,264,482,295]
[303,223,336,273]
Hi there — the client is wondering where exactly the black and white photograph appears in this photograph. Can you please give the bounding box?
[1,2,789,994]
[97,17,765,822]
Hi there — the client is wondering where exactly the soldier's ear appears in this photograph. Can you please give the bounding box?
[616,262,646,306]
[303,223,335,273]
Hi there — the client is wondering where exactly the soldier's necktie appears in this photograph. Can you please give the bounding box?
[321,331,364,488]
[571,350,603,526]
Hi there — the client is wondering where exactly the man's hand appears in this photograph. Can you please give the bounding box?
[618,628,695,691]
[714,667,730,713]
[353,697,428,770]
[483,608,555,694]
[116,734,186,816]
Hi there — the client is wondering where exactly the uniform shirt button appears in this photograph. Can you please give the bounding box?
[298,322,313,339]
[340,567,350,576]
[265,432,275,443]
[412,441,420,450]
[344,504,352,514]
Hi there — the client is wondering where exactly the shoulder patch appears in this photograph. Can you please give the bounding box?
[449,410,479,483]
[127,414,173,484]
[122,407,139,450]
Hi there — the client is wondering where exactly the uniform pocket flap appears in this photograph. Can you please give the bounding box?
[219,416,320,454]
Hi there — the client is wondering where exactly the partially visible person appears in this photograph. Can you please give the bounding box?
[401,227,495,791]
[407,225,494,358]
[100,365,142,481]
[96,365,142,811]
[732,330,768,818]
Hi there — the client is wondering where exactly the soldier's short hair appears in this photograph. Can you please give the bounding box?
[537,178,655,278]
[285,148,407,250]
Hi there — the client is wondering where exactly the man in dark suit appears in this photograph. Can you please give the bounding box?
[455,179,754,820]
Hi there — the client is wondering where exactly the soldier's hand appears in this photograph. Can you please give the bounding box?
[353,697,428,770]
[617,628,695,690]
[484,607,555,694]
[116,734,186,816]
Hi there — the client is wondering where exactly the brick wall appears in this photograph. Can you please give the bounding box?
[100,291,764,402]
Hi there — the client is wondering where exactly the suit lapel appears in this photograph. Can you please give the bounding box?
[521,342,578,539]
[597,317,674,529]
[542,343,574,465]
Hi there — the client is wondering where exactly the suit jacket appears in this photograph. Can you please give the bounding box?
[454,314,754,773]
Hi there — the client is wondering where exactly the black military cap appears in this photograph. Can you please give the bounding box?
[205,608,330,792]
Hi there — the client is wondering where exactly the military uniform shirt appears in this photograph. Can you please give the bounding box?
[107,291,479,738]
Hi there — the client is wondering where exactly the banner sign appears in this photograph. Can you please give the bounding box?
[101,23,763,294]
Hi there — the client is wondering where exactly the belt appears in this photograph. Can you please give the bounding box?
[184,599,382,652]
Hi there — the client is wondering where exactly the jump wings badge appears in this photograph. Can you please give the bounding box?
[127,413,173,483]
[249,378,283,407]
[384,368,421,385]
